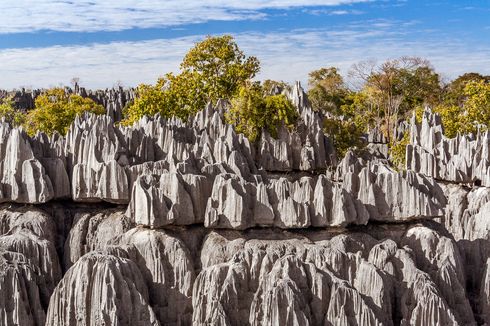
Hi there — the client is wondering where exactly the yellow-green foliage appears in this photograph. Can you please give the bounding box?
[307,67,347,115]
[433,104,465,138]
[319,91,373,158]
[122,71,206,126]
[123,35,260,124]
[181,35,260,103]
[323,117,364,158]
[25,88,104,135]
[0,96,25,127]
[435,80,490,138]
[225,83,298,142]
[390,131,410,169]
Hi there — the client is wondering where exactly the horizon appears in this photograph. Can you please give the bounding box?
[1,0,489,89]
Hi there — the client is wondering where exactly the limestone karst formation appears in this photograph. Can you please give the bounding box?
[0,83,489,325]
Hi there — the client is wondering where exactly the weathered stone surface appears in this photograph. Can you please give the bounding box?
[46,251,159,326]
[1,85,490,325]
[63,209,132,269]
[407,108,490,186]
[0,249,46,326]
[112,229,195,325]
[190,225,476,326]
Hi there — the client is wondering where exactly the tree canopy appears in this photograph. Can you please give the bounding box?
[435,79,490,137]
[0,96,25,127]
[349,57,442,142]
[181,35,260,103]
[123,35,260,125]
[307,67,348,115]
[122,71,206,126]
[225,82,298,142]
[24,88,104,135]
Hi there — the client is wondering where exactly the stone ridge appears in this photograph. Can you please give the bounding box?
[1,84,490,325]
[407,108,490,186]
[0,84,445,229]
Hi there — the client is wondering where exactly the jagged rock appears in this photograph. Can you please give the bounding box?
[205,174,254,229]
[129,171,199,227]
[46,251,159,326]
[112,228,195,325]
[193,228,472,326]
[407,108,490,186]
[402,226,475,325]
[0,127,54,203]
[0,249,46,326]
[1,84,490,326]
[63,209,132,269]
[357,163,446,221]
[369,238,460,325]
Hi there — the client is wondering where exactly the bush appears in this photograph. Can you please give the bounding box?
[323,117,364,158]
[25,88,104,135]
[0,96,25,127]
[123,35,260,125]
[122,71,206,126]
[390,131,410,169]
[225,83,298,142]
[435,80,490,138]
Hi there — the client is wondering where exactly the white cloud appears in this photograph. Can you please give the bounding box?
[1,28,489,90]
[304,8,364,15]
[0,0,370,33]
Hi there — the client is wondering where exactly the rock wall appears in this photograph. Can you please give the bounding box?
[0,86,489,325]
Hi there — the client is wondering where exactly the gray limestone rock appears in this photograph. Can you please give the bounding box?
[63,209,132,269]
[0,85,489,326]
[46,251,160,326]
[112,228,195,325]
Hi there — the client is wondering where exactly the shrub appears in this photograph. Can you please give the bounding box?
[25,88,104,135]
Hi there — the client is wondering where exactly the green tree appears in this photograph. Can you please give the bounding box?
[307,67,347,115]
[350,57,441,142]
[0,96,25,127]
[443,72,490,106]
[25,88,105,135]
[122,71,206,125]
[323,117,364,158]
[435,80,490,138]
[225,82,298,142]
[390,131,410,169]
[123,35,260,124]
[181,35,260,103]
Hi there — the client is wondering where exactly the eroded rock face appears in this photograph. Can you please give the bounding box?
[0,206,61,325]
[0,196,488,325]
[46,251,159,326]
[1,87,490,325]
[63,209,132,269]
[112,229,195,325]
[192,226,475,326]
[407,108,490,186]
[0,249,46,326]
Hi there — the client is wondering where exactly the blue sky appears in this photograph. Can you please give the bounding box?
[0,0,489,89]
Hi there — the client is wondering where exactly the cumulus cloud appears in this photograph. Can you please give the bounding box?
[0,0,369,33]
[1,27,489,89]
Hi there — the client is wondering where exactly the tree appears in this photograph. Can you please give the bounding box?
[323,116,364,158]
[443,72,490,106]
[262,79,290,95]
[181,35,260,103]
[25,88,105,135]
[0,96,25,127]
[435,80,490,138]
[307,67,347,115]
[349,57,441,142]
[122,71,206,126]
[225,82,298,142]
[123,35,260,124]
